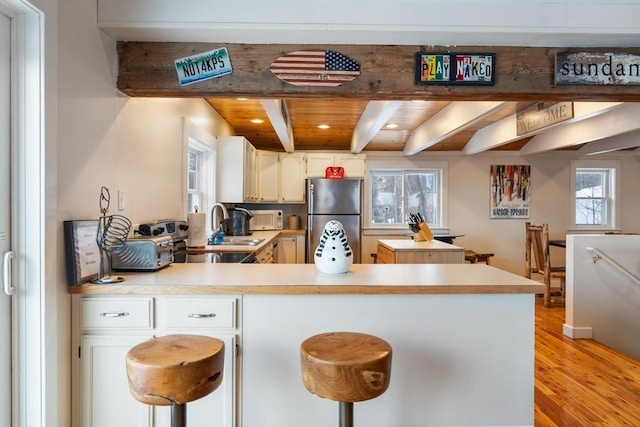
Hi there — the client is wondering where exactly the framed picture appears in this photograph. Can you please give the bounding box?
[64,220,100,285]
[490,165,531,219]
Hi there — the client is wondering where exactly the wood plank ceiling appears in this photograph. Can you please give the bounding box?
[206,98,540,153]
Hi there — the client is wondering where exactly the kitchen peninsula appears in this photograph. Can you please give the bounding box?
[69,263,543,427]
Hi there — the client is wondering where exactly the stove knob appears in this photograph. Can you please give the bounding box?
[153,227,164,236]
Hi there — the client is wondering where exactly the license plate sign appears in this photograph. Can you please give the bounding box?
[175,47,233,86]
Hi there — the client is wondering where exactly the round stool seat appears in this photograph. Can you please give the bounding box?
[300,332,392,403]
[126,334,224,406]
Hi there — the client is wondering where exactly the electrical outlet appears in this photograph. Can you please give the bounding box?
[117,190,125,211]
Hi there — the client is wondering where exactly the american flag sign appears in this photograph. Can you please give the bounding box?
[269,50,361,87]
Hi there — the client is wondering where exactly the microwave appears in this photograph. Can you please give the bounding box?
[249,210,284,230]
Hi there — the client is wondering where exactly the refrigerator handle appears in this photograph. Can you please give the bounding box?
[308,183,314,215]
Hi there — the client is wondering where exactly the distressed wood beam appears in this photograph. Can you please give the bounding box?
[117,43,640,101]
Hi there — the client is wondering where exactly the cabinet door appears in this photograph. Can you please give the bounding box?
[279,153,306,202]
[257,150,279,202]
[80,335,153,427]
[276,237,297,263]
[305,153,334,177]
[154,334,236,427]
[336,154,366,177]
[244,142,258,201]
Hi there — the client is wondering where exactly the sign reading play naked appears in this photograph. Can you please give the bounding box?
[556,52,640,85]
[415,53,494,85]
[175,47,233,86]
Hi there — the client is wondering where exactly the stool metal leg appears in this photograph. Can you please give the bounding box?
[339,402,353,427]
[171,403,186,427]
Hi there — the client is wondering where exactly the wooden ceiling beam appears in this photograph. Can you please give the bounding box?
[520,103,635,155]
[351,101,402,154]
[117,42,640,101]
[261,99,294,152]
[579,129,640,156]
[464,102,622,155]
[403,101,506,156]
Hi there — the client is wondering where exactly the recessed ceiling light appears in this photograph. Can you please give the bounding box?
[317,124,330,129]
[236,97,249,101]
[251,119,264,124]
[385,123,399,129]
[411,100,426,103]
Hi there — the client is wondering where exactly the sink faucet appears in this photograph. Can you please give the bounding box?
[210,203,229,243]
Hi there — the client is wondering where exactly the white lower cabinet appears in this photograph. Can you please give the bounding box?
[72,295,240,427]
[81,335,154,427]
[276,235,306,263]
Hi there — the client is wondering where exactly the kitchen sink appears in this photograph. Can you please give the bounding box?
[212,237,265,246]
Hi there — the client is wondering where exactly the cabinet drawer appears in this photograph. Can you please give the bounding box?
[376,244,394,264]
[81,297,154,330]
[166,298,236,329]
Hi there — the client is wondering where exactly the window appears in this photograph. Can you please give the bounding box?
[182,118,216,222]
[186,137,215,215]
[571,160,619,230]
[370,169,444,228]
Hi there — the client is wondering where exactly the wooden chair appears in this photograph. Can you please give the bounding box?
[525,222,566,307]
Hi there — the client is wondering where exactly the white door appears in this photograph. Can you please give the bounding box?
[0,10,13,427]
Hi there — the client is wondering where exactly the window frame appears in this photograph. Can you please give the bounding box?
[570,159,620,231]
[182,118,216,227]
[368,167,447,230]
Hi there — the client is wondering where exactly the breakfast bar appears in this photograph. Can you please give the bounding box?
[69,264,543,427]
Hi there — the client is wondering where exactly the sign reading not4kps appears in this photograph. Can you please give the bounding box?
[175,47,233,86]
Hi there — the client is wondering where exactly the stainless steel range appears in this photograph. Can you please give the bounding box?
[135,219,189,263]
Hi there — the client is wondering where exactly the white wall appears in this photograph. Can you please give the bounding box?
[565,234,640,360]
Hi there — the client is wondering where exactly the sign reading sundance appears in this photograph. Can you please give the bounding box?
[556,52,640,85]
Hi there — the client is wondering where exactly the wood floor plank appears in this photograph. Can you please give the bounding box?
[534,301,640,426]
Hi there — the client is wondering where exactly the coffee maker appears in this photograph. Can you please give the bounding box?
[225,207,253,236]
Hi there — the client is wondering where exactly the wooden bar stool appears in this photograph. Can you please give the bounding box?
[300,332,392,427]
[126,334,224,427]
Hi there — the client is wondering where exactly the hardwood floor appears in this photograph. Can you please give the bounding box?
[534,300,640,426]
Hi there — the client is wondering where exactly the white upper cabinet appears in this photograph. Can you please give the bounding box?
[306,153,366,178]
[217,136,258,203]
[279,152,306,203]
[257,150,279,202]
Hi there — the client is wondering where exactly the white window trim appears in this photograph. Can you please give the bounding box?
[366,162,448,232]
[570,159,620,232]
[182,118,216,227]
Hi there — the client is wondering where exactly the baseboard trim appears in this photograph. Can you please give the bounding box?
[563,324,593,339]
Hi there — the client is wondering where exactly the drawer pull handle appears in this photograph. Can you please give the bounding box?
[187,313,216,318]
[99,311,130,318]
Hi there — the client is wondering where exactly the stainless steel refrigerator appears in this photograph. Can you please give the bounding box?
[307,178,362,264]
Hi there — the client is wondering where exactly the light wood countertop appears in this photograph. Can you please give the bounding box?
[378,239,464,251]
[68,263,544,295]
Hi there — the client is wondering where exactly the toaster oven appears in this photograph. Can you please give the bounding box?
[249,209,283,230]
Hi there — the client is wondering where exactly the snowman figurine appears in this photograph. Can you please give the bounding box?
[314,220,353,274]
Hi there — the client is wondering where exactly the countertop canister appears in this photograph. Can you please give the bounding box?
[288,214,300,230]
